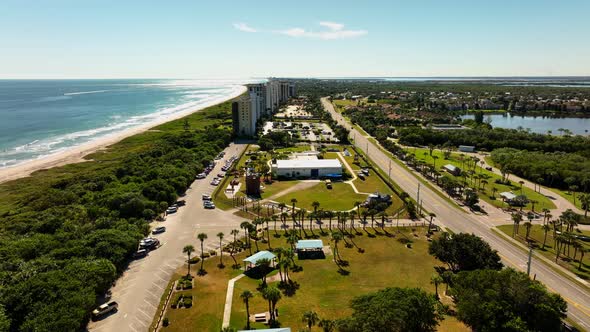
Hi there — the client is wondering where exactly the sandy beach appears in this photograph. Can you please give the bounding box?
[0,86,246,185]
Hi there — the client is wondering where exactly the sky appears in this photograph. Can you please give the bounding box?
[1,0,589,79]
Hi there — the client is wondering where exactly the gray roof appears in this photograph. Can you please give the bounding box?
[243,250,276,265]
[296,239,324,250]
[500,192,517,200]
[444,164,458,171]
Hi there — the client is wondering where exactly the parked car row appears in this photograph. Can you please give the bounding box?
[214,151,225,160]
[165,199,186,214]
[202,193,215,209]
[196,160,217,179]
[221,155,237,172]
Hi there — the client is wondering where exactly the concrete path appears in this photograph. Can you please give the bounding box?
[222,274,246,328]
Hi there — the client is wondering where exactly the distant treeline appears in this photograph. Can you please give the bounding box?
[490,148,590,192]
[398,127,590,156]
[0,102,234,331]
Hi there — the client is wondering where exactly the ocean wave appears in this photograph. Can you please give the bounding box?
[0,84,246,169]
[64,90,109,96]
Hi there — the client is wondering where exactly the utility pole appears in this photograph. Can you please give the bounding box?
[527,245,533,276]
[388,159,392,179]
[417,183,421,208]
[366,141,369,154]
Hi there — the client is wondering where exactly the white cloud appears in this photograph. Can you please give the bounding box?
[233,21,367,40]
[277,22,367,40]
[319,21,344,31]
[233,22,257,33]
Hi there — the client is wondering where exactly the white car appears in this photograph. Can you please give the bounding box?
[166,206,178,214]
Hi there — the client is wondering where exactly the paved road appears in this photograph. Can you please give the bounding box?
[88,143,248,332]
[322,97,590,329]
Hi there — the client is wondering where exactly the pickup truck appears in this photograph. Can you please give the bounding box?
[92,301,118,319]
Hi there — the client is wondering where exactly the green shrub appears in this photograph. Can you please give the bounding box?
[209,250,217,256]
[163,317,169,327]
[188,256,200,264]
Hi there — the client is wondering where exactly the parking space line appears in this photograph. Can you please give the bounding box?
[136,308,151,321]
[151,281,164,290]
[135,316,149,327]
[128,323,140,332]
[143,299,157,310]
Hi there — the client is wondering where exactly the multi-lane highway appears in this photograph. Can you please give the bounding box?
[322,97,590,329]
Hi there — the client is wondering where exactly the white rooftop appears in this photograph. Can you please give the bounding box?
[275,159,342,169]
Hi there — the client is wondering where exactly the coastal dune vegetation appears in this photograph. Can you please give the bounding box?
[0,101,235,331]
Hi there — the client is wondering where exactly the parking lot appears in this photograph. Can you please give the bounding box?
[87,143,248,332]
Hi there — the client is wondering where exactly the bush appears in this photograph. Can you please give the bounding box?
[209,250,217,256]
[201,252,210,258]
[188,256,200,264]
[163,317,169,327]
[183,297,193,308]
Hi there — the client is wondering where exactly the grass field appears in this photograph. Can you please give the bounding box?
[229,230,467,331]
[407,148,555,211]
[496,224,590,280]
[275,182,367,211]
[156,228,469,332]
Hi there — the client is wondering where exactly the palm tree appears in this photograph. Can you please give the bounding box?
[240,221,252,255]
[523,221,532,240]
[182,245,195,276]
[272,215,278,233]
[428,212,436,233]
[197,232,208,272]
[511,213,522,237]
[326,211,334,230]
[541,224,551,249]
[318,319,336,332]
[430,273,443,300]
[579,248,586,270]
[354,201,362,219]
[332,231,343,262]
[217,232,225,267]
[278,202,286,214]
[240,290,254,330]
[302,310,319,330]
[230,229,240,266]
[312,201,320,214]
[291,198,298,214]
[263,286,282,323]
[256,257,272,285]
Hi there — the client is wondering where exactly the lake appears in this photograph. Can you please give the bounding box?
[460,113,590,135]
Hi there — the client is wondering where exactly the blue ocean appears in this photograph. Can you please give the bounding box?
[0,79,252,168]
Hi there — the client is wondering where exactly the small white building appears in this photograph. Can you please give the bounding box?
[273,159,342,178]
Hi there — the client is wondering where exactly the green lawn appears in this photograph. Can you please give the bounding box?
[230,230,468,332]
[407,148,556,211]
[549,187,586,210]
[486,156,587,212]
[496,224,590,280]
[275,182,367,211]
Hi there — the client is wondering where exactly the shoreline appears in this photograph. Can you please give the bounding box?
[0,86,246,184]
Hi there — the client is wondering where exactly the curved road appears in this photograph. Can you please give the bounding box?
[322,97,590,329]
